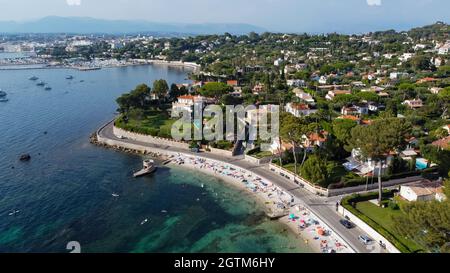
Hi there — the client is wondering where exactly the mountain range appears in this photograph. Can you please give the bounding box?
[0,16,266,35]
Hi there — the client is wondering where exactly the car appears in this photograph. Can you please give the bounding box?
[358,235,373,245]
[339,219,354,229]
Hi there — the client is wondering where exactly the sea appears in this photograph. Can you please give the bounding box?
[0,58,312,253]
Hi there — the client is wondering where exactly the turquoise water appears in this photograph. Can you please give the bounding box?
[416,158,428,170]
[0,66,311,253]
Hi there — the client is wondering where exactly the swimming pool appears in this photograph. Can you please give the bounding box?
[416,158,428,170]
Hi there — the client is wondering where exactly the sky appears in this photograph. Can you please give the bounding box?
[0,0,449,33]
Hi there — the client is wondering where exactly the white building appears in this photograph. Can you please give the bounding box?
[318,76,328,85]
[438,42,450,55]
[325,90,351,100]
[400,180,446,202]
[399,53,415,62]
[285,103,317,117]
[293,89,315,104]
[171,95,205,117]
[287,79,306,87]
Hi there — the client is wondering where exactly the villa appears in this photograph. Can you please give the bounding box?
[341,104,369,116]
[343,148,391,176]
[287,79,306,87]
[252,83,265,94]
[293,89,315,104]
[302,131,329,151]
[430,87,443,94]
[400,180,446,202]
[285,103,318,117]
[402,99,423,109]
[171,95,206,116]
[432,136,450,150]
[325,90,351,100]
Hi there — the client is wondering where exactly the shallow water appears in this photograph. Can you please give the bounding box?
[0,65,312,253]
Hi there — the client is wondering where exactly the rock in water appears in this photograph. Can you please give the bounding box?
[19,154,31,161]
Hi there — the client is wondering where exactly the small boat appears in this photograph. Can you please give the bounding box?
[140,219,148,225]
[0,98,9,102]
[0,90,7,97]
[8,210,20,216]
[44,86,52,91]
[112,193,120,197]
[29,76,39,81]
[133,160,157,178]
[36,81,45,86]
[66,75,74,80]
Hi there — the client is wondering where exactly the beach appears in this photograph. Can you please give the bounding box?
[167,154,352,253]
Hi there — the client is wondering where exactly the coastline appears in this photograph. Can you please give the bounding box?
[0,59,201,72]
[91,130,352,253]
[166,155,351,253]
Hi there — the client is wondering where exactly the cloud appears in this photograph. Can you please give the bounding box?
[366,0,382,6]
[66,0,82,6]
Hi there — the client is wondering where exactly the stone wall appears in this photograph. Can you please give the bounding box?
[113,126,190,150]
[338,205,401,253]
[268,163,329,196]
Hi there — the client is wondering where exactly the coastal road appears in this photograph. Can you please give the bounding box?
[98,121,386,253]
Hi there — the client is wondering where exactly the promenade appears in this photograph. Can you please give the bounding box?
[97,120,388,253]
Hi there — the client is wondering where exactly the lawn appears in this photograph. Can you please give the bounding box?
[115,110,179,138]
[355,201,424,253]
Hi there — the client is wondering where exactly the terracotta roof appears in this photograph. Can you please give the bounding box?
[227,80,238,86]
[290,103,310,110]
[307,131,328,142]
[432,136,450,149]
[417,77,437,84]
[338,115,361,121]
[331,90,351,95]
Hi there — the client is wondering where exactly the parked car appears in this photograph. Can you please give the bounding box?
[358,235,373,245]
[339,219,354,229]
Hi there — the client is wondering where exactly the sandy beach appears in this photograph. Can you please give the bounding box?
[167,154,352,253]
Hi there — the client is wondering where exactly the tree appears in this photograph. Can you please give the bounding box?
[411,55,432,71]
[393,200,450,253]
[356,91,379,103]
[348,118,412,205]
[153,79,169,99]
[332,119,358,151]
[301,155,329,186]
[116,84,151,113]
[169,83,180,100]
[199,82,232,99]
[280,114,304,175]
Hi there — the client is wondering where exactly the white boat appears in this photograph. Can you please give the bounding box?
[36,81,45,86]
[133,160,156,178]
[0,90,6,97]
[112,193,120,197]
[66,75,74,80]
[29,76,39,81]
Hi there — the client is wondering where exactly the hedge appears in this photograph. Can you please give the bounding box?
[342,192,414,253]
